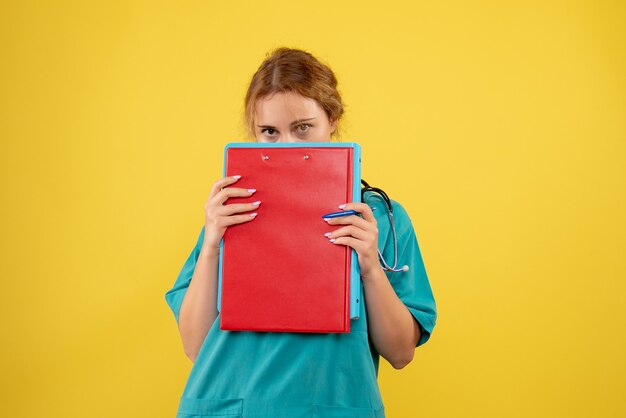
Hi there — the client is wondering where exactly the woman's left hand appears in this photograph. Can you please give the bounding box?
[323,202,382,282]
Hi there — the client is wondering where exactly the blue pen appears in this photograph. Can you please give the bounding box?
[322,206,378,219]
[321,209,360,219]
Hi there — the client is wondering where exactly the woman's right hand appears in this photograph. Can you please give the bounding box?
[202,175,260,250]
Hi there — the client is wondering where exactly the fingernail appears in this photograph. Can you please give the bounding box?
[232,175,241,179]
[251,200,261,206]
[323,218,331,222]
[248,189,256,193]
[329,238,336,243]
[338,204,347,209]
[324,232,332,237]
[249,212,258,217]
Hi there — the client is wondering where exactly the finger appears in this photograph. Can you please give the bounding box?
[210,175,242,199]
[217,201,261,216]
[324,214,371,231]
[221,212,258,227]
[325,225,369,241]
[339,202,376,223]
[212,187,257,206]
[329,236,365,253]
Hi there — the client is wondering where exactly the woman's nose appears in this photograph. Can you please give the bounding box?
[278,134,298,143]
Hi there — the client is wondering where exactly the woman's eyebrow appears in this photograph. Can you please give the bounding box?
[257,117,316,128]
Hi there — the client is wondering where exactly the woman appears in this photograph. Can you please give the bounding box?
[165,47,437,418]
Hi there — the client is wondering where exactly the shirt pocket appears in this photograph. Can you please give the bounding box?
[311,403,385,418]
[176,397,244,417]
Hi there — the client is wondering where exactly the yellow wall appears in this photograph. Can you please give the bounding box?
[2,1,625,417]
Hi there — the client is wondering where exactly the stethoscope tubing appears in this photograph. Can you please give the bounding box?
[361,179,409,273]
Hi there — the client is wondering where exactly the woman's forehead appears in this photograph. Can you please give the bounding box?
[255,92,324,125]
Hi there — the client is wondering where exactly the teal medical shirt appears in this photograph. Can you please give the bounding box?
[165,192,437,418]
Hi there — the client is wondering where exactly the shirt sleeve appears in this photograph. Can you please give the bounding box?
[164,225,206,325]
[384,201,437,347]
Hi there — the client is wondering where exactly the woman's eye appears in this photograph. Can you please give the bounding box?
[261,128,278,136]
[296,124,312,133]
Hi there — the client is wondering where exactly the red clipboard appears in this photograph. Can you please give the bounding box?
[217,142,362,333]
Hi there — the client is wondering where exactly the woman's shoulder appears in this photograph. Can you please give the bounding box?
[364,191,415,238]
[388,198,415,238]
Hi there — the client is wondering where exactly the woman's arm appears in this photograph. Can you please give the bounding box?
[177,243,220,362]
[323,201,420,369]
[173,175,258,362]
[362,267,420,369]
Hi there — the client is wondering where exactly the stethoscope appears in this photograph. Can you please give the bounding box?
[361,179,410,273]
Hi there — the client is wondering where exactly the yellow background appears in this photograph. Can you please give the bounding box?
[2,1,625,417]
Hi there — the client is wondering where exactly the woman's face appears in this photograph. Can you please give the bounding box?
[254,91,337,143]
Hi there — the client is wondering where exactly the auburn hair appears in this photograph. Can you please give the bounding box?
[243,47,345,140]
